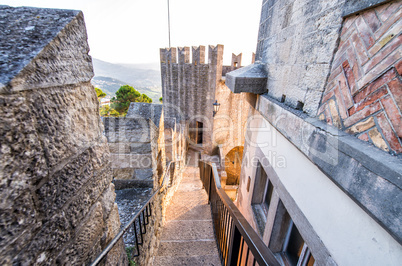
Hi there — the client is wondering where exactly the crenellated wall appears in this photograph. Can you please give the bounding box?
[160,45,224,153]
[160,45,256,156]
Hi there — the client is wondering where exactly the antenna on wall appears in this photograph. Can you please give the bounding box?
[167,0,171,47]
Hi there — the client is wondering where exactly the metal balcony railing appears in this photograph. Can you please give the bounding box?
[90,161,177,266]
[199,160,280,266]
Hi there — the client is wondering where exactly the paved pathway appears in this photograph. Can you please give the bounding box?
[152,166,221,265]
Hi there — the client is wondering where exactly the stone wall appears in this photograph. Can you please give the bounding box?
[318,0,402,154]
[103,103,162,186]
[256,0,349,115]
[0,6,124,265]
[132,117,187,265]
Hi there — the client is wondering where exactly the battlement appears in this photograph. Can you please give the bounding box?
[160,45,225,67]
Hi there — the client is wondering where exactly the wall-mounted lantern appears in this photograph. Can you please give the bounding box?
[213,100,220,117]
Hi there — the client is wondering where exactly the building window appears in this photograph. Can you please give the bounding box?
[251,162,273,236]
[196,121,203,144]
[280,217,315,266]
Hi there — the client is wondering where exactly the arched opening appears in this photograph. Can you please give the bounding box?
[224,146,244,186]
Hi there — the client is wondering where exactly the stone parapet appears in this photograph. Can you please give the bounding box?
[0,6,124,265]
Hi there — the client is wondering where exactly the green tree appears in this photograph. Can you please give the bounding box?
[100,105,120,117]
[95,87,106,99]
[159,97,163,103]
[111,85,152,115]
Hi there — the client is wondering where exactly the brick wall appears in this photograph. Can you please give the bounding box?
[318,0,402,154]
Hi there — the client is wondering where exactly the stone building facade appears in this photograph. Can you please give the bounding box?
[0,6,125,265]
[228,0,402,265]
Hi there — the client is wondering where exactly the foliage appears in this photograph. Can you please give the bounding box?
[95,87,106,99]
[125,247,136,266]
[111,85,152,115]
[99,105,120,117]
[159,97,163,103]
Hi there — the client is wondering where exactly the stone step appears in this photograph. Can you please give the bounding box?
[165,203,211,221]
[152,165,220,265]
[153,254,221,266]
[161,220,215,241]
[156,240,218,257]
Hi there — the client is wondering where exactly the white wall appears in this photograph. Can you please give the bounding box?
[241,113,402,265]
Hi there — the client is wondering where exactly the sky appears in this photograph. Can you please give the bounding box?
[1,0,262,66]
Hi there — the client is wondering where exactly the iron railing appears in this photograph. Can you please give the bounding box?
[90,161,177,266]
[199,160,280,266]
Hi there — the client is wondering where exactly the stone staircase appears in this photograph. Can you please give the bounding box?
[152,167,221,265]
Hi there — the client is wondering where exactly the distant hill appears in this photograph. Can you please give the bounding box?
[91,76,161,102]
[91,58,162,102]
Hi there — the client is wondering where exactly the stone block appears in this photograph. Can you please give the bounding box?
[110,153,152,169]
[28,83,102,169]
[226,63,268,94]
[36,141,110,218]
[0,191,40,263]
[342,0,392,17]
[0,94,48,186]
[131,142,152,154]
[64,166,112,229]
[134,168,154,180]
[13,213,72,265]
[113,168,135,180]
[103,117,151,143]
[0,6,93,93]
[108,143,130,153]
[57,202,105,265]
[113,179,154,190]
[126,102,162,127]
[99,183,117,222]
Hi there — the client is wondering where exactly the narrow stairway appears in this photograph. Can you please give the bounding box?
[152,166,221,265]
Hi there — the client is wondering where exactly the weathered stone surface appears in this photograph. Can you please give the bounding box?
[103,204,128,266]
[343,0,392,16]
[57,202,105,265]
[126,102,163,127]
[130,142,152,154]
[153,254,221,266]
[256,0,346,115]
[0,6,93,93]
[226,62,268,94]
[103,117,151,143]
[0,6,122,264]
[36,141,110,219]
[100,183,117,222]
[108,142,152,154]
[134,168,154,180]
[113,179,154,190]
[110,153,152,169]
[13,213,72,265]
[28,83,102,170]
[113,168,135,180]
